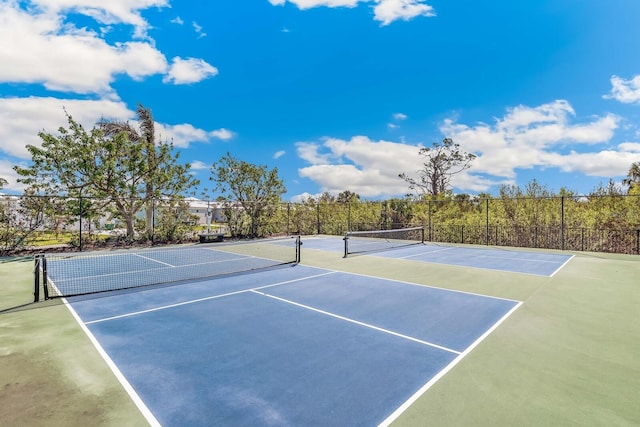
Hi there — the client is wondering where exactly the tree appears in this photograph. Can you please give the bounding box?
[622,162,640,192]
[337,190,360,204]
[14,111,198,239]
[0,177,7,190]
[99,104,161,238]
[210,153,286,237]
[0,190,48,255]
[399,137,476,197]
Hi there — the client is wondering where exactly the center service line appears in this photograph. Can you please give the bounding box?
[251,290,461,355]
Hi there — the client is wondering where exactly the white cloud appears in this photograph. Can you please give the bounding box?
[604,75,640,104]
[0,1,218,96]
[163,57,219,84]
[0,97,133,159]
[0,159,26,192]
[154,123,233,148]
[268,0,360,8]
[0,97,233,158]
[297,136,422,197]
[171,16,184,25]
[210,128,234,140]
[189,160,210,170]
[31,0,170,39]
[374,0,434,26]
[268,0,435,25]
[192,21,206,38]
[296,141,334,164]
[295,101,628,198]
[618,142,640,153]
[289,192,322,203]
[274,150,286,159]
[389,112,407,129]
[0,2,167,96]
[441,100,622,179]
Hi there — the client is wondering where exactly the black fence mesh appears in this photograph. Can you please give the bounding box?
[3,194,640,256]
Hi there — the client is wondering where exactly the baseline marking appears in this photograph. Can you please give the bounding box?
[378,301,523,427]
[550,254,574,277]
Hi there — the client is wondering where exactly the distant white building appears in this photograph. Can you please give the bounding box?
[183,198,227,225]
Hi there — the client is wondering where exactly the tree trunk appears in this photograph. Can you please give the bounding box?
[125,213,135,239]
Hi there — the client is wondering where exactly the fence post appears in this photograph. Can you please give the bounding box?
[151,198,156,244]
[316,202,321,235]
[428,200,432,242]
[287,203,291,236]
[78,195,83,252]
[485,198,489,245]
[637,229,639,255]
[561,196,565,251]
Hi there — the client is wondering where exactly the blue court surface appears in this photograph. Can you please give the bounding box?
[66,264,521,426]
[302,236,573,276]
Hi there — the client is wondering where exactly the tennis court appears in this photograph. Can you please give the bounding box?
[4,230,639,426]
[39,237,522,426]
[303,234,573,276]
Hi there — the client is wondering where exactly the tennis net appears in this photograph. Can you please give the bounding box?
[35,236,301,299]
[344,227,425,257]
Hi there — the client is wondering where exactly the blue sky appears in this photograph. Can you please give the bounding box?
[1,0,640,201]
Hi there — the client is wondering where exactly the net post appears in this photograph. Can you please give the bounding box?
[421,226,425,244]
[343,233,349,258]
[295,235,302,263]
[42,255,49,300]
[33,255,41,302]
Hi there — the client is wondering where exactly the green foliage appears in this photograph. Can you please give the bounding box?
[622,161,640,192]
[0,193,47,255]
[153,200,199,243]
[210,153,286,237]
[14,109,198,241]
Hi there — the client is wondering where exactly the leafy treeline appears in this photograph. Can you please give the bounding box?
[2,178,640,255]
[13,106,197,242]
[2,106,639,255]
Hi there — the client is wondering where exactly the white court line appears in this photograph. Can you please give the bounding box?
[251,290,461,355]
[85,272,337,324]
[62,299,161,427]
[133,253,175,267]
[550,254,574,277]
[398,246,456,259]
[403,246,569,265]
[321,268,521,304]
[378,300,523,427]
[386,255,564,278]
